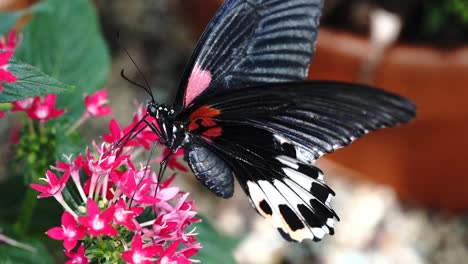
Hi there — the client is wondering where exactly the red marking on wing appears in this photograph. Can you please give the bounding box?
[189,105,222,138]
[184,64,212,106]
[203,127,222,137]
[190,105,221,119]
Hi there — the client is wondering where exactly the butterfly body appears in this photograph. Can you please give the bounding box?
[131,0,416,242]
[147,103,187,152]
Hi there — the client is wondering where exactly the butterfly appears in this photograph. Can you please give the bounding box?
[119,0,416,243]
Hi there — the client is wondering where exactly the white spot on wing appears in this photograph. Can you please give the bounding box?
[283,167,319,189]
[272,180,315,241]
[276,155,299,170]
[312,227,325,239]
[247,181,286,231]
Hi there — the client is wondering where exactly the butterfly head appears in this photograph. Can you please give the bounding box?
[147,102,175,120]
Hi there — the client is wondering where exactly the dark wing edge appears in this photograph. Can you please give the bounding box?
[174,0,325,108]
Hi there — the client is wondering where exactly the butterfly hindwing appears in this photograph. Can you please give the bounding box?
[185,124,338,242]
[175,0,325,107]
[181,81,415,242]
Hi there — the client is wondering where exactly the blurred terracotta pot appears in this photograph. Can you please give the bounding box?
[308,29,468,212]
[178,1,468,212]
[0,0,37,30]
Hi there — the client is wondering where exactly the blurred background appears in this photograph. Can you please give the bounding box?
[2,0,468,263]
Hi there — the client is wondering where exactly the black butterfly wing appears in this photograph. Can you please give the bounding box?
[174,0,324,108]
[180,81,415,242]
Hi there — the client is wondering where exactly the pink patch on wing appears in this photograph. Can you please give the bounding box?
[184,64,212,105]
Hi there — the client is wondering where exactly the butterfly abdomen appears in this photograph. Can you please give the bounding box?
[185,142,234,198]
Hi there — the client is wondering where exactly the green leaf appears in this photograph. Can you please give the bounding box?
[0,57,71,102]
[194,217,240,264]
[0,234,54,264]
[0,172,62,234]
[15,0,110,119]
[0,2,48,35]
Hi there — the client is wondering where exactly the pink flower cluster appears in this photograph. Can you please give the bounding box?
[0,30,20,118]
[31,107,200,263]
[0,50,16,94]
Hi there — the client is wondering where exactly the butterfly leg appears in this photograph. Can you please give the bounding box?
[129,139,159,207]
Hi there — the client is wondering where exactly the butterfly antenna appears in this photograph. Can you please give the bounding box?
[116,32,156,102]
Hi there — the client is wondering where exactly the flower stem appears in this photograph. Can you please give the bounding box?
[0,234,37,253]
[15,187,38,234]
[66,113,88,135]
[27,118,35,136]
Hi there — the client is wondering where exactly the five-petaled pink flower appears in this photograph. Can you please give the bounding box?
[65,244,89,264]
[78,199,118,237]
[27,94,65,121]
[102,117,157,150]
[102,118,139,148]
[47,211,87,251]
[84,89,112,117]
[0,30,21,51]
[11,97,34,112]
[0,51,17,93]
[122,235,162,264]
[120,170,160,205]
[157,240,191,264]
[30,170,71,198]
[112,199,143,231]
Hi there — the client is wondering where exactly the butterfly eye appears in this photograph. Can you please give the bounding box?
[147,103,158,117]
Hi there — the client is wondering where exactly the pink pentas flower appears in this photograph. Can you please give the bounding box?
[113,198,144,231]
[0,30,21,51]
[53,154,87,201]
[120,170,160,205]
[85,144,129,174]
[11,97,34,112]
[0,51,17,93]
[31,170,71,198]
[122,234,162,264]
[27,94,65,121]
[157,240,191,264]
[102,118,139,148]
[47,211,86,251]
[149,193,199,244]
[122,117,159,150]
[0,111,4,118]
[78,199,118,237]
[65,244,89,264]
[84,89,112,117]
[102,114,158,151]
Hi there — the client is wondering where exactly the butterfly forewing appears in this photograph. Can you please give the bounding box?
[174,0,325,108]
